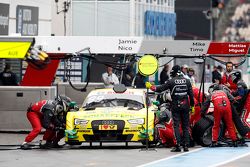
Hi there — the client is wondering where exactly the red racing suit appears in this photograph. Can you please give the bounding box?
[221,73,237,92]
[201,90,237,142]
[242,93,250,128]
[190,87,205,126]
[24,100,62,143]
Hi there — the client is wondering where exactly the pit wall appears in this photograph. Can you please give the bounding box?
[0,83,104,131]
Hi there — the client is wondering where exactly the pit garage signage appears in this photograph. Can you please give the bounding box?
[0,3,9,35]
[139,41,250,55]
[16,5,39,36]
[0,37,34,58]
[138,55,158,76]
[32,37,250,55]
[207,42,249,55]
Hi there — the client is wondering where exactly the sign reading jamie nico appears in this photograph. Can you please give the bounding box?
[0,3,9,35]
[16,5,39,36]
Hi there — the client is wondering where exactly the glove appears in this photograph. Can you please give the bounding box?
[145,82,156,91]
[145,82,152,89]
[190,106,195,115]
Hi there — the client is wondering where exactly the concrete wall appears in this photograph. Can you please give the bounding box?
[0,83,104,131]
[0,86,56,131]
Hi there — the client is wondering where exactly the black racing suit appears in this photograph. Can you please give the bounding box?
[41,100,65,144]
[155,75,194,146]
[231,80,250,137]
[41,100,62,129]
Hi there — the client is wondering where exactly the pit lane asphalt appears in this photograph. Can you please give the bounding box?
[0,133,249,167]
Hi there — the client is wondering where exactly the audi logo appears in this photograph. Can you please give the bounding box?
[102,120,115,125]
[174,79,186,84]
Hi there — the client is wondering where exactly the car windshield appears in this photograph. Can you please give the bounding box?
[82,94,144,109]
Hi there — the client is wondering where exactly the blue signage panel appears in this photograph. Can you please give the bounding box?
[145,11,176,37]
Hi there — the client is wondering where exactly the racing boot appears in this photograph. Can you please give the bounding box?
[170,144,181,152]
[52,142,63,148]
[232,140,238,147]
[238,138,248,147]
[20,142,32,150]
[183,144,189,152]
[210,141,219,147]
[39,140,52,149]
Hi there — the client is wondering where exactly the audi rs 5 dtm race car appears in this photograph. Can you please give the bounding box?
[65,85,155,145]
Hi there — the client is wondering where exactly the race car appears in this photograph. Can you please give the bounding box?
[65,85,156,145]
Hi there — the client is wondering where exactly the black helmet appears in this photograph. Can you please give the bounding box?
[170,65,181,77]
[55,95,72,114]
[230,70,242,84]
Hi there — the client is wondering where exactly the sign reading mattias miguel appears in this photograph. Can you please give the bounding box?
[0,3,9,35]
[16,5,39,36]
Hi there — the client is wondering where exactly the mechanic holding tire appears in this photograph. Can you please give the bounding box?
[200,84,238,147]
[20,95,72,150]
[146,65,195,152]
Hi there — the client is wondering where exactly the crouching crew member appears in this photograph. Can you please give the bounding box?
[146,65,194,152]
[200,84,238,147]
[20,95,72,149]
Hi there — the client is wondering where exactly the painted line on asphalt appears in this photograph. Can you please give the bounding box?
[209,151,250,167]
[137,148,204,167]
[137,144,250,167]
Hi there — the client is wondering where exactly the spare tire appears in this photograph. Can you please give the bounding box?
[192,115,214,147]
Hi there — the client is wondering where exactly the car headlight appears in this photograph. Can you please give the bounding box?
[74,119,88,125]
[128,118,144,125]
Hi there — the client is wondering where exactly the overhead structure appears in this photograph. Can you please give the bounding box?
[1,36,249,56]
[31,36,250,55]
[0,36,249,87]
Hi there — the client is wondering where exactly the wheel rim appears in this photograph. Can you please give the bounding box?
[202,127,212,146]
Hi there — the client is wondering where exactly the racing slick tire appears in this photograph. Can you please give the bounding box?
[192,115,214,147]
[192,115,225,147]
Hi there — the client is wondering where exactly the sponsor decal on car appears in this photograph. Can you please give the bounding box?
[99,125,118,130]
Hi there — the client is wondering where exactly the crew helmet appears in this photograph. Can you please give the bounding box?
[208,83,231,94]
[55,95,72,114]
[230,70,242,84]
[208,83,220,94]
